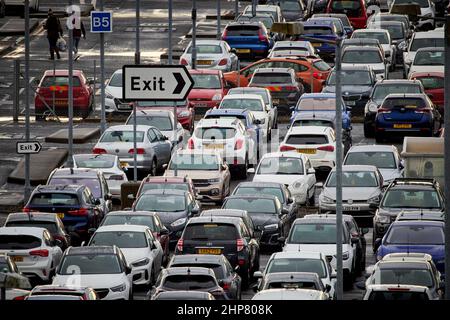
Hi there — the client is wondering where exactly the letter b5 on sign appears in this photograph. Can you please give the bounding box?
[90,11,113,33]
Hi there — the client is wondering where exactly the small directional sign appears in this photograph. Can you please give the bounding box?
[16,141,42,154]
[90,11,113,33]
[122,65,194,101]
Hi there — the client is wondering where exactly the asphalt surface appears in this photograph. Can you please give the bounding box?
[0,0,407,300]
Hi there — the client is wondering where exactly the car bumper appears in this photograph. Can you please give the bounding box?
[118,156,152,169]
[189,100,220,113]
[310,159,335,171]
[19,261,53,281]
[319,203,375,227]
[375,126,433,136]
[131,265,152,286]
[194,182,224,202]
[288,187,308,205]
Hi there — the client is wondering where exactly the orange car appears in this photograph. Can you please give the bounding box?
[223,56,331,92]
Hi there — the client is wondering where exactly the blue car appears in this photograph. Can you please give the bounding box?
[290,93,352,130]
[374,93,442,143]
[376,220,445,274]
[222,21,273,59]
[295,20,345,60]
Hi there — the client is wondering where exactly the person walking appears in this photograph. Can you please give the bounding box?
[73,20,86,54]
[43,9,63,60]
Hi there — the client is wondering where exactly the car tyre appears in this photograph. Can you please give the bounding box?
[375,132,383,143]
[239,156,249,180]
[363,122,374,138]
[150,158,157,176]
[308,191,315,206]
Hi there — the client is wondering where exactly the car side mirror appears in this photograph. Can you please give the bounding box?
[160,228,169,235]
[178,135,183,142]
[399,162,404,170]
[234,265,240,272]
[247,168,255,174]
[126,266,132,275]
[287,197,294,204]
[427,93,434,99]
[307,168,316,175]
[325,284,332,293]
[151,241,158,250]
[230,48,237,54]
[355,281,366,290]
[162,136,169,141]
[253,271,263,279]
[54,239,63,248]
[162,164,168,170]
[191,207,199,216]
[80,241,86,247]
[281,208,289,215]
[346,106,352,111]
[94,199,101,205]
[254,119,261,125]
[105,193,112,201]
[277,236,286,244]
[361,228,369,235]
[88,228,97,235]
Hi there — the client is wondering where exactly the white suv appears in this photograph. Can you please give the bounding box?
[352,29,396,71]
[188,118,257,177]
[0,227,63,282]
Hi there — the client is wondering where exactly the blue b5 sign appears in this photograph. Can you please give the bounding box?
[90,11,113,33]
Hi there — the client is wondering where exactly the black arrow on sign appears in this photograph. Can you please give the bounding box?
[173,72,185,95]
[34,143,40,152]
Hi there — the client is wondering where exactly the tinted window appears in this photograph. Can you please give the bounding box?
[90,231,148,248]
[234,187,285,203]
[41,76,81,87]
[372,84,422,103]
[194,127,236,140]
[49,178,102,199]
[266,258,327,278]
[304,26,333,35]
[313,60,331,71]
[385,225,444,245]
[127,116,173,131]
[171,263,224,279]
[414,76,444,90]
[353,32,389,44]
[372,268,433,287]
[382,189,441,209]
[191,74,222,89]
[368,291,429,300]
[296,98,336,111]
[108,72,122,87]
[267,281,319,290]
[187,45,222,54]
[330,0,362,17]
[224,198,276,214]
[100,130,144,143]
[74,155,115,169]
[5,221,58,234]
[394,0,428,7]
[342,50,382,63]
[102,215,155,230]
[0,235,41,249]
[251,72,293,85]
[135,195,186,212]
[183,223,238,241]
[414,51,444,66]
[220,99,264,111]
[383,24,404,40]
[59,254,122,275]
[225,25,260,36]
[328,70,372,86]
[288,223,347,244]
[30,193,79,206]
[140,183,189,194]
[286,134,328,145]
[382,98,426,110]
[293,119,334,128]
[326,171,379,187]
[169,154,219,171]
[410,38,444,51]
[228,89,269,104]
[257,157,304,175]
[163,275,216,290]
[345,151,396,169]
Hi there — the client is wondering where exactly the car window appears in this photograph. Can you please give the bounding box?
[285,134,328,145]
[147,129,157,142]
[327,70,372,86]
[225,25,260,36]
[171,263,225,279]
[345,151,397,169]
[191,74,222,89]
[257,157,305,175]
[288,223,348,244]
[410,38,444,51]
[90,231,148,248]
[266,258,327,278]
[183,223,238,241]
[326,171,379,187]
[101,130,144,143]
[382,189,441,209]
[101,215,156,230]
[128,116,173,131]
[353,32,389,44]
[141,183,189,194]
[48,178,102,199]
[187,45,223,54]
[30,193,80,206]
[251,72,293,84]
[220,99,264,111]
[385,225,444,245]
[224,198,276,214]
[413,76,444,90]
[330,0,362,17]
[368,291,429,300]
[5,221,59,233]
[234,186,285,203]
[135,194,186,212]
[59,254,122,275]
[414,51,444,66]
[342,50,382,63]
[0,235,41,249]
[163,275,217,290]
[41,76,81,87]
[195,127,236,140]
[371,268,433,287]
[304,26,333,35]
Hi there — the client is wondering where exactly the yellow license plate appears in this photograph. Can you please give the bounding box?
[197,60,212,65]
[393,124,412,129]
[236,49,250,53]
[312,43,321,47]
[11,256,23,262]
[205,144,224,149]
[297,149,316,154]
[120,161,129,167]
[57,213,64,219]
[197,248,222,255]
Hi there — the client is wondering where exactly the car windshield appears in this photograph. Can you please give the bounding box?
[220,99,264,111]
[411,38,444,51]
[385,225,444,245]
[100,130,144,143]
[127,116,173,131]
[327,171,379,187]
[0,235,41,249]
[59,254,122,275]
[171,263,224,279]
[74,155,115,169]
[328,70,372,85]
[194,127,236,140]
[169,154,220,171]
[344,151,396,169]
[293,119,334,128]
[48,178,102,199]
[257,157,305,175]
[183,223,238,241]
[372,268,433,287]
[394,0,429,8]
[135,195,186,212]
[140,183,189,194]
[285,134,328,145]
[234,187,285,203]
[163,275,216,290]
[384,24,404,40]
[288,223,347,244]
[41,76,81,87]
[228,89,269,104]
[108,72,122,87]
[191,74,222,89]
[224,198,276,214]
[266,258,327,278]
[296,98,336,111]
[342,50,382,63]
[187,45,222,54]
[372,84,422,103]
[280,1,301,10]
[30,193,79,206]
[90,231,148,248]
[382,189,441,208]
[303,26,333,35]
[5,221,58,234]
[368,291,429,300]
[251,72,293,85]
[382,98,426,110]
[102,215,155,230]
[413,76,443,90]
[414,51,444,66]
[330,0,362,17]
[238,16,274,29]
[353,32,389,44]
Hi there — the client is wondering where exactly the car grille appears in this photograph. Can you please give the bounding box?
[114,98,132,110]
[343,200,368,204]
[193,179,211,187]
[95,288,110,299]
[343,94,361,102]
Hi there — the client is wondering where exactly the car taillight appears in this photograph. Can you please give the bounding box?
[29,249,49,257]
[415,108,431,114]
[313,72,322,79]
[180,58,188,65]
[177,239,183,252]
[237,238,244,252]
[258,30,268,43]
[221,282,230,290]
[218,58,228,66]
[108,174,124,181]
[92,148,107,154]
[317,145,334,152]
[280,145,296,152]
[13,295,27,300]
[187,138,194,149]
[128,148,146,154]
[234,139,244,150]
[378,108,391,114]
[68,208,89,216]
[53,235,66,243]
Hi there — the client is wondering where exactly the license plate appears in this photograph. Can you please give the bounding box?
[197,248,222,255]
[236,49,250,53]
[204,144,224,149]
[297,148,316,154]
[57,213,64,219]
[393,124,412,129]
[118,103,131,110]
[197,60,212,65]
[273,99,280,104]
[346,101,356,106]
[344,206,360,211]
[54,100,67,106]
[312,43,321,47]
[11,256,23,262]
[194,103,208,108]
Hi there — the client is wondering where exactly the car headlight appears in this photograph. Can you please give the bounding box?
[171,217,187,227]
[368,103,378,113]
[264,224,279,231]
[334,252,349,260]
[292,180,305,189]
[375,214,390,224]
[179,110,190,117]
[423,12,433,18]
[208,178,220,183]
[111,283,126,292]
[368,195,380,204]
[212,94,222,101]
[321,195,334,204]
[132,258,150,268]
[397,41,407,51]
[105,91,114,100]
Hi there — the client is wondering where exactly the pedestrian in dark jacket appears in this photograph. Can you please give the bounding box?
[44,9,63,60]
[73,20,86,54]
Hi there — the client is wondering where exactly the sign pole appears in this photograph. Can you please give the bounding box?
[135,0,140,65]
[192,0,197,69]
[133,101,138,182]
[68,0,74,169]
[168,0,173,65]
[99,0,106,133]
[444,13,450,300]
[217,0,221,40]
[24,0,31,201]
[235,0,239,19]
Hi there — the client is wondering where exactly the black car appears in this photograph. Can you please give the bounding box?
[363,79,424,137]
[305,0,328,19]
[200,209,257,240]
[168,254,242,300]
[132,189,200,247]
[372,178,445,252]
[23,185,103,245]
[4,212,71,251]
[149,267,227,300]
[322,65,376,117]
[222,195,293,249]
[231,182,298,222]
[175,216,259,287]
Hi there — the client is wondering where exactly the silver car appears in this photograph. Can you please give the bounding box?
[319,165,384,227]
[92,125,172,176]
[179,39,238,72]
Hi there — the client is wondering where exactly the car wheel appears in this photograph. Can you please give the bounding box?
[241,266,250,289]
[363,122,374,138]
[375,132,383,143]
[150,158,157,176]
[308,191,315,206]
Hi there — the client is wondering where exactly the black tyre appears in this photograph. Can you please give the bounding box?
[375,133,383,143]
[150,158,157,176]
[239,157,249,180]
[308,192,315,206]
[363,122,374,138]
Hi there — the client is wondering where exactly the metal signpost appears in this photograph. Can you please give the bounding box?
[67,0,74,169]
[217,0,221,40]
[16,141,42,154]
[444,14,450,300]
[235,0,239,19]
[24,0,30,201]
[192,0,197,69]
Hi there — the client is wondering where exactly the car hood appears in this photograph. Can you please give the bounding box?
[379,244,444,260]
[293,111,336,121]
[154,210,188,226]
[284,243,339,256]
[378,169,402,183]
[165,170,220,180]
[120,248,151,266]
[323,85,372,96]
[188,89,222,100]
[248,213,279,228]
[53,274,125,289]
[105,85,122,99]
[253,174,307,186]
[322,187,380,201]
[378,207,444,217]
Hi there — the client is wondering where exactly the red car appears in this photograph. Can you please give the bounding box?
[136,100,194,133]
[409,72,444,116]
[326,0,368,29]
[34,70,94,120]
[188,69,231,114]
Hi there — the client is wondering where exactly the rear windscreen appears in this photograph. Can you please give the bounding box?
[183,223,237,241]
[382,98,426,109]
[5,221,58,233]
[41,76,81,87]
[225,25,260,36]
[30,193,79,206]
[163,275,216,290]
[304,26,333,35]
[251,73,292,85]
[171,263,224,279]
[415,76,444,90]
[293,120,334,128]
[0,235,41,249]
[368,291,429,300]
[286,134,328,145]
